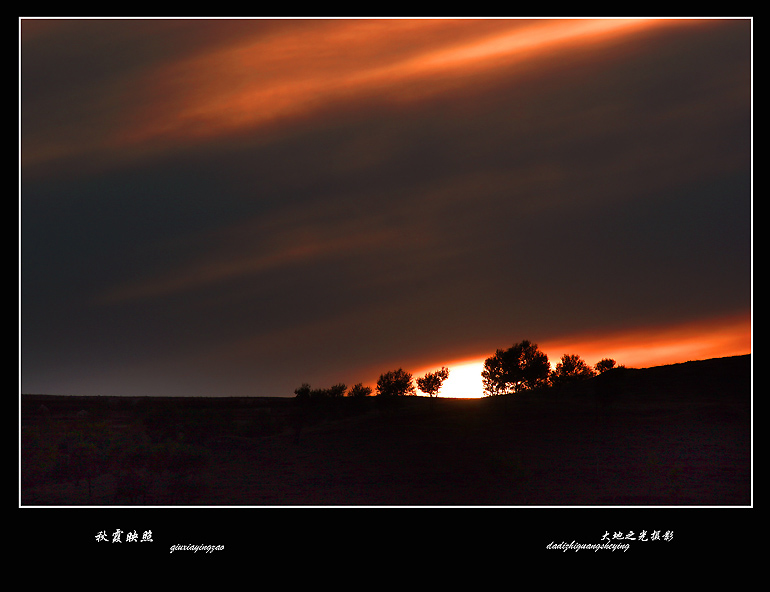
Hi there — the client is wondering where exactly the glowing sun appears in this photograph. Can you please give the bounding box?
[417,359,486,398]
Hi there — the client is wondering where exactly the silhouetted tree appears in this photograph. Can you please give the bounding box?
[416,367,450,397]
[481,349,510,396]
[330,383,347,398]
[348,383,372,398]
[294,383,311,400]
[313,383,346,398]
[550,353,596,387]
[376,368,416,397]
[595,358,618,374]
[482,340,550,396]
[310,387,329,400]
[295,382,347,399]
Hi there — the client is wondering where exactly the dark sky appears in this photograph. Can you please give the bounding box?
[20,18,752,398]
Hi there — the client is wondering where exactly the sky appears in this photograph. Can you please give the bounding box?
[20,17,752,399]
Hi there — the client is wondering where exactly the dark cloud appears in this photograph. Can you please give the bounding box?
[21,18,751,397]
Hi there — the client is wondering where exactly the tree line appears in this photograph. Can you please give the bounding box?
[481,339,620,396]
[294,366,450,400]
[294,339,619,400]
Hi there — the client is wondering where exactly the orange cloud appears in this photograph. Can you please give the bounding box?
[112,19,698,156]
[23,18,719,175]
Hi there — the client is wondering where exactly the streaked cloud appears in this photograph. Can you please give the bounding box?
[23,18,708,171]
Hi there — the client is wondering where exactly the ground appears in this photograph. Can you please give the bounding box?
[20,355,751,507]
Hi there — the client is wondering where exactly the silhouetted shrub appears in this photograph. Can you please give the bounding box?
[550,354,596,388]
[595,358,619,374]
[348,383,372,398]
[294,383,311,399]
[376,368,416,397]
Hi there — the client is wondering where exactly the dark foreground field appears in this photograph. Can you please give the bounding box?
[20,355,751,506]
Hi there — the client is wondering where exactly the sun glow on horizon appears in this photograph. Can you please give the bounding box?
[413,314,750,399]
[414,360,486,399]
